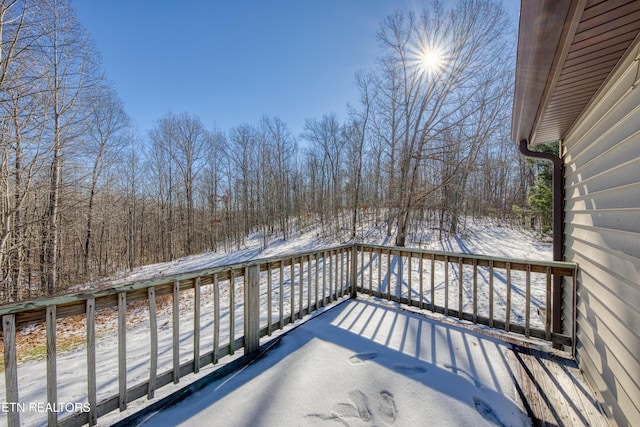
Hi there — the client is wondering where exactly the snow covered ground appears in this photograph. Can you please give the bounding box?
[81,219,551,289]
[1,219,552,426]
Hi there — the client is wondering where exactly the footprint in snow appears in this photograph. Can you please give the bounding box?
[348,390,372,421]
[348,352,379,365]
[305,389,398,425]
[393,364,427,375]
[473,396,506,427]
[378,391,397,424]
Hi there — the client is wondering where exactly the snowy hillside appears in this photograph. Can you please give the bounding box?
[86,218,551,291]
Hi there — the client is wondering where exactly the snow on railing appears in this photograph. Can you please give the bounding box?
[0,244,576,426]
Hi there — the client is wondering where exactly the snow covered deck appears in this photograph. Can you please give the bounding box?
[121,299,608,426]
[1,244,588,426]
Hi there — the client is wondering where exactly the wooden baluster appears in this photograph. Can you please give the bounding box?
[308,255,313,310]
[314,254,319,310]
[444,256,449,317]
[489,260,494,328]
[86,298,98,425]
[290,259,296,320]
[322,251,327,306]
[338,250,342,297]
[419,254,424,310]
[194,277,201,373]
[229,272,235,355]
[148,288,158,398]
[299,256,304,316]
[505,262,512,332]
[213,274,220,364]
[386,251,392,301]
[430,254,435,312]
[172,282,180,383]
[267,263,273,336]
[328,251,333,302]
[279,264,284,329]
[118,292,127,409]
[458,258,463,320]
[525,265,531,338]
[244,265,260,355]
[472,260,478,324]
[46,306,58,424]
[3,314,20,427]
[397,253,403,301]
[369,250,373,296]
[360,248,365,292]
[378,248,383,298]
[408,254,413,305]
[545,267,552,341]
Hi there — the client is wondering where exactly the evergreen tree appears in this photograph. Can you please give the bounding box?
[527,142,557,232]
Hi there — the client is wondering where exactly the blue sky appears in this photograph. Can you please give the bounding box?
[72,1,519,139]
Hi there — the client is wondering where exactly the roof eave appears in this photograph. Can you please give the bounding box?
[511,0,575,145]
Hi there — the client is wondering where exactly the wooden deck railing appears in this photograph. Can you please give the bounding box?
[0,244,576,426]
[352,245,577,346]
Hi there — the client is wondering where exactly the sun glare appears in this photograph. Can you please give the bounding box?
[418,47,446,76]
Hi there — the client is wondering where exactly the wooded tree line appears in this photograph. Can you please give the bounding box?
[1,0,545,301]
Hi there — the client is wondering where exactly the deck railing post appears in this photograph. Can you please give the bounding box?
[46,306,58,426]
[118,292,128,409]
[86,298,98,425]
[244,264,260,355]
[572,267,578,357]
[172,282,180,384]
[3,314,20,427]
[148,287,158,399]
[350,245,358,299]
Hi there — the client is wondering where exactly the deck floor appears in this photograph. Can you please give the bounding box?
[507,345,609,426]
[125,300,608,427]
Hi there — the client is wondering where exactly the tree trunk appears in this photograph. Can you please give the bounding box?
[47,114,61,295]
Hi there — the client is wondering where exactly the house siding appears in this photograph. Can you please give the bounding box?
[563,39,640,427]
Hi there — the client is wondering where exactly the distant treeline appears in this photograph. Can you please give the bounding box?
[0,0,548,301]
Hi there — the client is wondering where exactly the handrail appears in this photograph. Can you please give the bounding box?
[356,244,576,270]
[0,244,576,426]
[354,244,576,276]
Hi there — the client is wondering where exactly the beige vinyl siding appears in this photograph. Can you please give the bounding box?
[562,39,640,427]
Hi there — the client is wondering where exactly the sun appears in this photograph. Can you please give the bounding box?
[417,46,446,76]
[410,33,449,78]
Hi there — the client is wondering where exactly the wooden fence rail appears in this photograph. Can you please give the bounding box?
[0,244,576,427]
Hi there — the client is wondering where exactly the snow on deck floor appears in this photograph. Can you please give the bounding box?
[139,299,531,427]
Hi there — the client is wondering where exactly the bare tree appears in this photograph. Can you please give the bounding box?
[117,131,143,270]
[303,113,345,236]
[148,115,177,260]
[167,112,207,254]
[374,0,512,246]
[39,0,102,293]
[81,84,129,277]
[227,123,257,242]
[259,116,297,242]
[201,127,226,252]
[1,0,46,299]
[345,70,375,239]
